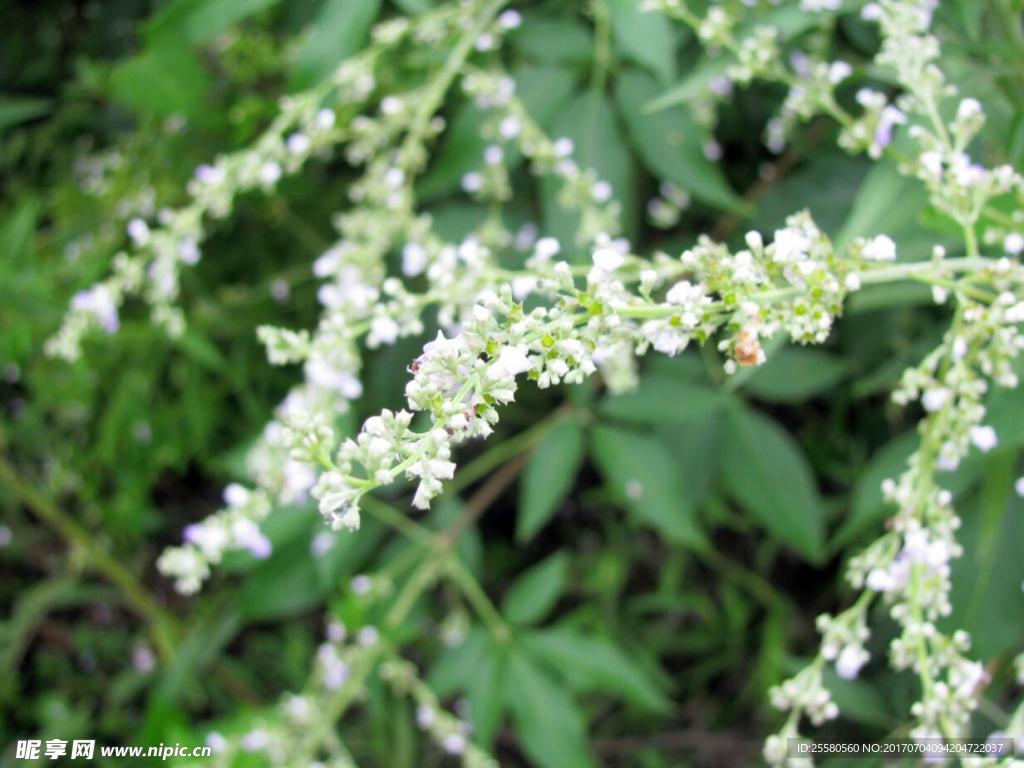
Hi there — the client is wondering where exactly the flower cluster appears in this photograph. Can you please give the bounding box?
[381,658,498,768]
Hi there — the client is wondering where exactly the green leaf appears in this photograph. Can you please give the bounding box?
[747,152,870,236]
[290,0,381,89]
[719,403,824,560]
[465,638,508,747]
[599,375,722,424]
[518,419,585,542]
[147,0,281,44]
[515,65,580,128]
[949,455,1024,659]
[591,425,706,547]
[644,4,824,113]
[543,89,637,254]
[109,40,211,120]
[834,160,926,252]
[0,96,50,131]
[523,627,671,713]
[833,433,916,547]
[429,627,488,697]
[506,652,594,768]
[502,552,569,626]
[418,105,489,201]
[615,70,743,212]
[421,66,578,202]
[238,538,323,620]
[821,669,894,728]
[607,0,677,83]
[742,348,849,403]
[510,19,593,66]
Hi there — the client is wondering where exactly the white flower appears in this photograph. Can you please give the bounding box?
[287,133,311,154]
[259,161,282,185]
[351,574,371,595]
[921,387,949,413]
[1004,233,1024,255]
[1015,477,1024,497]
[241,730,269,752]
[179,237,200,264]
[491,345,531,378]
[592,247,625,272]
[862,234,897,262]
[72,285,120,333]
[224,483,250,507]
[384,167,405,188]
[592,180,613,202]
[498,9,522,28]
[499,115,521,139]
[553,137,574,157]
[315,108,336,130]
[969,425,998,452]
[484,145,503,165]
[442,734,466,755]
[461,172,483,193]
[836,645,869,679]
[866,567,893,592]
[205,732,227,754]
[772,227,811,263]
[310,531,333,557]
[956,98,982,121]
[828,61,852,83]
[357,626,379,646]
[402,242,428,276]
[194,163,224,186]
[370,316,400,346]
[127,218,150,246]
[326,620,346,643]
[416,705,436,729]
[534,236,560,261]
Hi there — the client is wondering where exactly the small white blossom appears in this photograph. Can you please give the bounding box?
[969,425,998,452]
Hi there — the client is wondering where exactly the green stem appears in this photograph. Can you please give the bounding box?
[615,257,996,320]
[590,0,612,93]
[445,406,571,494]
[0,451,178,662]
[444,557,511,642]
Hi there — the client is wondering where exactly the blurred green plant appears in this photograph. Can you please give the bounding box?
[2,1,1024,767]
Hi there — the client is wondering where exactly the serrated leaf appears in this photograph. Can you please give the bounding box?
[502,552,569,626]
[523,627,671,713]
[518,419,585,542]
[591,425,706,547]
[615,69,743,212]
[506,652,594,768]
[719,403,824,560]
